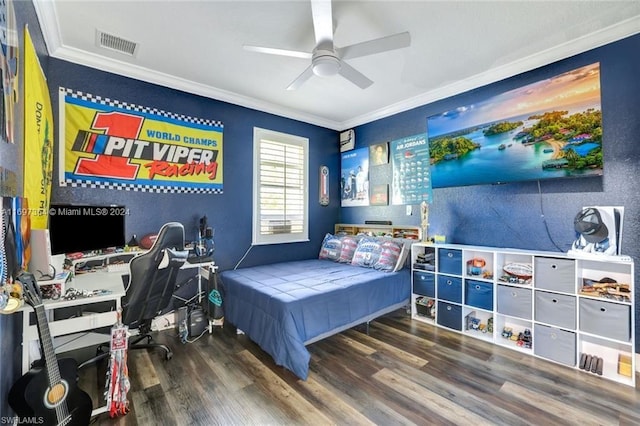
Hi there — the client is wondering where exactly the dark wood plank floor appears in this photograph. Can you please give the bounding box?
[79,311,640,425]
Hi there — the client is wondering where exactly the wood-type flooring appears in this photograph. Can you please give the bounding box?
[79,311,640,425]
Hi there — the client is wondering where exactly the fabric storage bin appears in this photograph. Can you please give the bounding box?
[534,257,575,293]
[534,324,576,366]
[579,299,631,342]
[534,291,576,329]
[438,249,462,275]
[497,285,532,319]
[465,280,493,311]
[437,275,462,303]
[413,271,435,297]
[437,301,462,331]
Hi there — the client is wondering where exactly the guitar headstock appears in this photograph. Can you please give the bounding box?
[16,271,42,307]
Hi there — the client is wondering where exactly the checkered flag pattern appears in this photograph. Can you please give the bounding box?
[60,87,223,194]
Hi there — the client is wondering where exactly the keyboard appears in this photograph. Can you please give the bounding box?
[107,262,130,273]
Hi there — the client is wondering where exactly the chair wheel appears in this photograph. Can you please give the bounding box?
[165,351,173,360]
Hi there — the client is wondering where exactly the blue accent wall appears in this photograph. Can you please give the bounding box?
[2,4,640,412]
[2,1,341,413]
[341,34,640,352]
[47,61,341,271]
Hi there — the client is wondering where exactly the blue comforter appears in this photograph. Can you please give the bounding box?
[220,259,410,379]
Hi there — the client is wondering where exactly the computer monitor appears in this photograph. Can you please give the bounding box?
[48,204,127,255]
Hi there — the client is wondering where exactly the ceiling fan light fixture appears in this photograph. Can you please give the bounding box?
[312,54,340,77]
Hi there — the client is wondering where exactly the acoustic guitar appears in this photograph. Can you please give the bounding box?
[8,271,92,425]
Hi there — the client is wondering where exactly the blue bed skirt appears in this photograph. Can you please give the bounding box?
[219,259,411,379]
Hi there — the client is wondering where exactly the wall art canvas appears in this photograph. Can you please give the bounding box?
[341,147,369,207]
[427,62,603,188]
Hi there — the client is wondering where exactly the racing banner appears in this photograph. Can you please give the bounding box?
[58,87,223,193]
[24,26,54,229]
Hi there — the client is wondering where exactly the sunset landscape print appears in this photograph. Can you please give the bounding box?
[427,63,603,188]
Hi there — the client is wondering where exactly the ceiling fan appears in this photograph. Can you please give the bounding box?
[243,0,411,90]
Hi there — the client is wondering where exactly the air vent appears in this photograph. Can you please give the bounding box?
[96,30,138,56]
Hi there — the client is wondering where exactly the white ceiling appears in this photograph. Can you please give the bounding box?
[34,1,640,131]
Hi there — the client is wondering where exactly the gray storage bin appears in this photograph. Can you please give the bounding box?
[534,257,575,293]
[534,291,576,329]
[437,301,462,331]
[438,249,462,275]
[579,299,631,342]
[413,271,435,297]
[437,275,462,303]
[534,324,576,366]
[497,285,532,319]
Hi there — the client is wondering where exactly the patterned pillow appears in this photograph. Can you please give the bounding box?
[318,233,342,261]
[374,239,404,272]
[351,237,383,268]
[337,235,360,263]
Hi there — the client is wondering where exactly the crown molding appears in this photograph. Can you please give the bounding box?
[34,1,640,132]
[340,15,640,131]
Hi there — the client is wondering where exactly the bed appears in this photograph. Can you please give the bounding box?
[219,229,416,380]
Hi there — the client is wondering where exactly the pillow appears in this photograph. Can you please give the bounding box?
[393,241,412,272]
[318,233,342,261]
[337,235,360,263]
[375,239,404,272]
[351,237,383,268]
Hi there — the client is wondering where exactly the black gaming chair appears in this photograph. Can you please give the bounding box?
[80,222,188,367]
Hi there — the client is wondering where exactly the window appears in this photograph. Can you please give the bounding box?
[253,127,309,245]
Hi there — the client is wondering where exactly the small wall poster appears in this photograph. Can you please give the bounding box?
[391,134,433,205]
[369,142,388,166]
[341,147,369,207]
[370,184,388,206]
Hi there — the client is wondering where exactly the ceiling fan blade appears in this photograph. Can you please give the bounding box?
[311,0,333,44]
[243,44,312,59]
[338,61,373,89]
[338,31,411,60]
[287,65,315,91]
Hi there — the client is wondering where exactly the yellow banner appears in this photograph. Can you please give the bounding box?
[23,26,54,229]
[59,88,223,193]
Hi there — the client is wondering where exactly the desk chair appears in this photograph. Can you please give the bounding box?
[80,222,188,368]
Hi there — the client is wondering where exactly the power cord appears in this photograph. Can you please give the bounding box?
[179,316,189,344]
[184,327,208,344]
[537,180,563,251]
[234,245,253,270]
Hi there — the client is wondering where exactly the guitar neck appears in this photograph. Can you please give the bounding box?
[33,303,64,388]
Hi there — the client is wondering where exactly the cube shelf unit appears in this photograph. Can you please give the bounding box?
[411,243,635,387]
[334,223,421,240]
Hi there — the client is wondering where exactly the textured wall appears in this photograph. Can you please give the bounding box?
[341,34,640,352]
[47,61,340,271]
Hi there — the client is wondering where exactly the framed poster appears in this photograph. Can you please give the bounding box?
[370,142,388,166]
[341,147,369,207]
[391,134,432,205]
[370,184,388,206]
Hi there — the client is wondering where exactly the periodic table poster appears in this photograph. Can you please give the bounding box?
[390,134,433,205]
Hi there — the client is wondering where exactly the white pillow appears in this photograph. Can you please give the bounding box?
[393,241,412,272]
